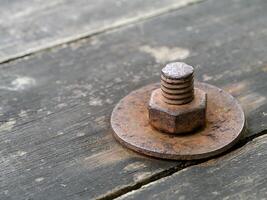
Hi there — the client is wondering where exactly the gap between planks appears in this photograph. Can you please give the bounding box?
[97,130,267,200]
[0,0,205,66]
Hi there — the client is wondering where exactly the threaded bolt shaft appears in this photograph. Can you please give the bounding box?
[161,62,194,105]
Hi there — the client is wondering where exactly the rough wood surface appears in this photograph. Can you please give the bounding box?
[119,134,267,200]
[0,0,201,63]
[0,0,267,199]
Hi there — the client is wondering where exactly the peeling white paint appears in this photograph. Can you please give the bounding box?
[18,110,28,118]
[202,74,213,81]
[76,132,85,137]
[186,26,193,31]
[11,77,36,90]
[0,119,16,132]
[133,171,153,182]
[0,76,36,91]
[17,151,27,156]
[140,45,190,63]
[72,89,87,98]
[89,97,103,106]
[35,177,44,182]
[123,162,147,172]
[47,111,52,115]
[57,131,64,136]
[105,98,113,104]
[132,75,141,83]
[56,103,67,109]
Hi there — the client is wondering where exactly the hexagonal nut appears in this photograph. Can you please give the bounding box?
[148,88,207,134]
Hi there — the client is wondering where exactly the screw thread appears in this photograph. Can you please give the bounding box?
[161,63,194,105]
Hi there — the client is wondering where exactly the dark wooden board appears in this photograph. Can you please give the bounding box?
[0,0,201,63]
[119,134,267,200]
[0,0,267,199]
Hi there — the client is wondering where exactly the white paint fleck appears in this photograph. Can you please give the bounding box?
[89,97,103,106]
[123,162,147,172]
[35,177,44,182]
[140,45,190,63]
[47,111,52,115]
[202,74,213,81]
[0,119,16,132]
[132,75,141,83]
[18,110,28,118]
[114,77,122,83]
[60,184,67,187]
[4,139,11,143]
[105,98,113,104]
[11,1,62,19]
[90,38,100,46]
[178,196,186,200]
[17,151,27,156]
[0,76,35,91]
[10,76,36,91]
[133,171,153,182]
[56,103,67,109]
[57,131,64,136]
[186,26,193,31]
[214,40,222,47]
[76,132,85,137]
[37,108,44,112]
[72,89,87,98]
[94,116,106,127]
[263,112,267,116]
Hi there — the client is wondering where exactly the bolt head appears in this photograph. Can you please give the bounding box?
[162,62,194,80]
[148,88,207,134]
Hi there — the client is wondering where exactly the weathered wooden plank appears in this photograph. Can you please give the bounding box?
[0,0,267,199]
[0,0,202,63]
[119,134,267,200]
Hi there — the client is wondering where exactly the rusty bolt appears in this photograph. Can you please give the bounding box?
[111,61,245,160]
[148,62,207,134]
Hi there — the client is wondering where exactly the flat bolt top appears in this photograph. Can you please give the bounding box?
[162,62,194,80]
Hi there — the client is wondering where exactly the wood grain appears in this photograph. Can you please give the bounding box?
[119,134,267,200]
[0,0,267,199]
[0,0,202,63]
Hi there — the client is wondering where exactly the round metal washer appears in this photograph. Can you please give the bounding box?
[111,82,245,160]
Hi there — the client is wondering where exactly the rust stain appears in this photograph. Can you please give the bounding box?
[148,63,207,134]
[81,133,131,169]
[238,92,266,114]
[223,81,249,96]
[261,65,267,72]
[82,145,129,169]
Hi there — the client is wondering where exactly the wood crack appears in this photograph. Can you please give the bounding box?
[98,130,267,200]
[0,0,205,66]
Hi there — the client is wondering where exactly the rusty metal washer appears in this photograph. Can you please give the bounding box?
[111,82,245,160]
